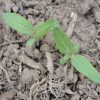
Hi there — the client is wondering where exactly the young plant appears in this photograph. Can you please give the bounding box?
[53,27,100,84]
[2,13,100,84]
[2,13,59,46]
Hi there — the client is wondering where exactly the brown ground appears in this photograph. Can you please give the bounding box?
[0,0,100,100]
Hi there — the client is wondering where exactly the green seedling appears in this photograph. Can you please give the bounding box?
[2,12,100,84]
[2,13,59,46]
[53,27,100,84]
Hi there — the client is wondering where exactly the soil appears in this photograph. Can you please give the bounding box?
[0,0,100,100]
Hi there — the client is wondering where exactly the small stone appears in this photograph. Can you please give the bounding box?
[51,52,57,61]
[40,10,45,14]
[70,93,80,100]
[78,0,94,14]
[20,68,39,84]
[86,97,93,100]
[55,67,64,78]
[0,33,3,44]
[1,90,16,100]
[39,13,44,18]
[79,90,84,95]
[0,68,2,75]
[95,39,100,50]
[40,44,50,52]
[17,92,28,100]
[21,68,34,84]
[25,8,33,15]
[28,15,35,24]
[17,84,23,90]
[12,5,19,12]
[7,60,13,67]
[55,0,65,4]
[24,46,34,57]
[33,49,40,59]
[0,86,2,90]
[79,74,85,80]
[33,9,40,16]
[92,90,98,97]
[97,0,100,5]
[78,84,85,89]
[45,11,50,18]
[91,84,96,89]
[96,86,100,93]
[23,1,39,6]
[44,32,55,45]
[94,9,100,23]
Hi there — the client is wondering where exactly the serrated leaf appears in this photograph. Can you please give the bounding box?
[34,19,59,38]
[53,27,73,54]
[60,54,70,65]
[2,13,34,35]
[26,37,36,46]
[71,55,100,83]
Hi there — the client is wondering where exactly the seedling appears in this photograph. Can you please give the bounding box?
[2,13,59,46]
[53,27,100,84]
[2,13,100,84]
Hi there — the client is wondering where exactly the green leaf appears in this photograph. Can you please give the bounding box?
[53,27,73,54]
[2,13,34,35]
[71,55,100,83]
[60,54,70,65]
[26,37,36,46]
[72,44,80,54]
[34,19,59,38]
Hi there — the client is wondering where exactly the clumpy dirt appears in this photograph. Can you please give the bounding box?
[0,0,100,100]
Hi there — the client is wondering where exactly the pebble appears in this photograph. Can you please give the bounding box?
[79,90,84,95]
[0,68,2,75]
[40,44,50,52]
[70,93,80,100]
[51,52,58,61]
[24,46,34,57]
[21,68,34,84]
[78,84,85,90]
[28,15,35,24]
[12,5,19,12]
[94,8,100,23]
[86,97,93,100]
[40,10,45,14]
[0,86,2,90]
[0,90,16,100]
[25,8,33,15]
[33,9,40,16]
[17,92,28,100]
[20,68,39,84]
[33,49,41,59]
[95,39,100,50]
[23,1,39,6]
[78,0,94,14]
[96,86,100,93]
[97,0,100,5]
[0,33,3,44]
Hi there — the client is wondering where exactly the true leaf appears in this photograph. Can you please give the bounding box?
[34,19,59,38]
[2,13,34,35]
[53,27,73,54]
[71,55,100,83]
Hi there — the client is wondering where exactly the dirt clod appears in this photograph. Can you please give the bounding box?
[94,8,100,23]
[20,68,38,84]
